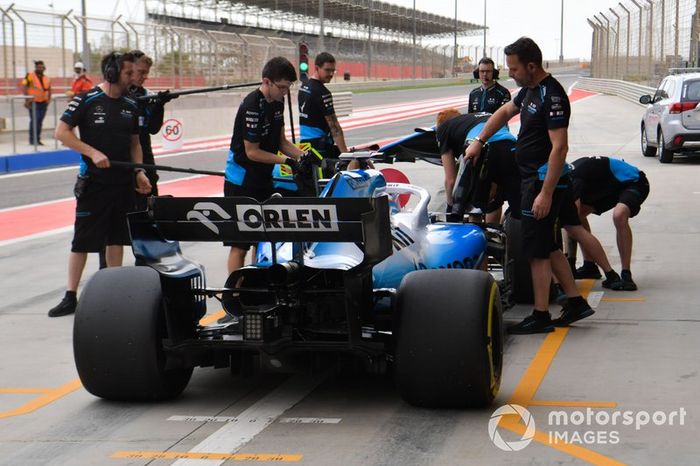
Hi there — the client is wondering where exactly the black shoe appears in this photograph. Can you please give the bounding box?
[575,261,602,279]
[507,312,555,334]
[48,296,77,317]
[553,298,595,327]
[601,270,622,289]
[609,271,637,291]
[37,141,45,146]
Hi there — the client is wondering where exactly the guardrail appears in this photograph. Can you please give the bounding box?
[327,77,466,93]
[575,78,655,106]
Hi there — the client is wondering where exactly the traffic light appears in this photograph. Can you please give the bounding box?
[298,42,309,81]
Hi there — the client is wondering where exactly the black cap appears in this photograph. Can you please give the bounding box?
[34,60,45,66]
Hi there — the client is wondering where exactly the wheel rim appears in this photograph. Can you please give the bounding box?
[641,128,648,152]
[659,132,665,157]
[486,281,502,396]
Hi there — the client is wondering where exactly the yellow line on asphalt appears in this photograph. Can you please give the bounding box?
[0,379,82,419]
[499,279,626,465]
[0,388,51,394]
[111,451,303,462]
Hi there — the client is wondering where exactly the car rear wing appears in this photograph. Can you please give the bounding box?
[137,195,392,264]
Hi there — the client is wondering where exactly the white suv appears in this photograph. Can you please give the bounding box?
[639,71,700,163]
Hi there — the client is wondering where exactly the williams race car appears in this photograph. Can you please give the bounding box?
[73,151,513,408]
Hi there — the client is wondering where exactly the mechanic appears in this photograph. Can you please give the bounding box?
[435,108,520,224]
[468,57,511,114]
[48,51,151,318]
[66,61,93,97]
[129,50,174,204]
[21,60,51,145]
[464,37,593,334]
[225,56,305,275]
[298,52,351,175]
[568,156,650,291]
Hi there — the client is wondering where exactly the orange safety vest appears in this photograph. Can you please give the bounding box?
[22,72,51,103]
[71,74,93,94]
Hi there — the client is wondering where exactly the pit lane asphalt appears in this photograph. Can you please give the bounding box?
[1,77,699,465]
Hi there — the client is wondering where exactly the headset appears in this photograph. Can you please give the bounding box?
[473,57,499,80]
[102,52,122,84]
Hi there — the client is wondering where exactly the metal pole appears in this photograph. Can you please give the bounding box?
[599,13,611,78]
[81,0,89,70]
[610,8,620,79]
[619,3,630,79]
[10,97,16,153]
[368,0,372,80]
[53,96,58,149]
[319,0,324,51]
[559,0,564,63]
[8,6,28,75]
[587,19,597,77]
[630,0,643,78]
[412,0,416,79]
[483,0,486,56]
[660,0,665,68]
[453,0,458,76]
[644,0,653,80]
[674,0,679,67]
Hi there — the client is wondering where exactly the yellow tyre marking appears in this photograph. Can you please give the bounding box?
[498,279,626,465]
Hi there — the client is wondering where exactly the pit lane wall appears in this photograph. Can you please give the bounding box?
[575,78,655,106]
[0,78,465,173]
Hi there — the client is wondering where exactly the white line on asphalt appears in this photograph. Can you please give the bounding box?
[172,375,325,466]
[278,417,342,424]
[168,415,341,425]
[0,226,72,248]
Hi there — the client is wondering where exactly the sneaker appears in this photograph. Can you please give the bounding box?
[553,298,595,327]
[601,270,622,289]
[507,312,555,334]
[575,261,602,279]
[609,271,637,291]
[48,295,77,317]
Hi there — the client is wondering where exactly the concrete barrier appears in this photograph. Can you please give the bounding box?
[575,77,655,106]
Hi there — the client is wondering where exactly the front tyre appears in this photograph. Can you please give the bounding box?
[395,269,503,408]
[73,266,193,401]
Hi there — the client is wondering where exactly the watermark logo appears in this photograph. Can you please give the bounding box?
[488,404,536,451]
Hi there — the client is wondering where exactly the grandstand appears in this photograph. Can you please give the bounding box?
[145,0,483,80]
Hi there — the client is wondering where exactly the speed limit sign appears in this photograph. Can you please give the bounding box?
[161,118,184,149]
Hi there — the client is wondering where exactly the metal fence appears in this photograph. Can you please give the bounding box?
[0,5,297,94]
[589,0,700,85]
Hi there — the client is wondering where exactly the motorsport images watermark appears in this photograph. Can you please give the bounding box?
[488,404,687,451]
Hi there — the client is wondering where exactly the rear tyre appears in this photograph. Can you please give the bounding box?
[395,269,503,408]
[504,214,535,303]
[641,124,656,157]
[74,266,193,401]
[658,130,674,163]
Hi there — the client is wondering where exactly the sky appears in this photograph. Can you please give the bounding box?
[8,0,621,60]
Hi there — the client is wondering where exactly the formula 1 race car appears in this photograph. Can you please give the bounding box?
[73,151,512,409]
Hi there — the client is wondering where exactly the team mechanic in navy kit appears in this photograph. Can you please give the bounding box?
[468,57,511,114]
[48,51,151,318]
[224,56,305,275]
[298,52,349,174]
[435,108,520,224]
[465,37,593,334]
[568,156,650,291]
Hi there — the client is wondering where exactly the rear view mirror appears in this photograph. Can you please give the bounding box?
[639,95,652,105]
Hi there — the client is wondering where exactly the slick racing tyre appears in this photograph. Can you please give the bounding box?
[395,269,503,408]
[74,266,193,401]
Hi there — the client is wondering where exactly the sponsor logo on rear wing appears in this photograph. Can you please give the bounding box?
[139,196,392,262]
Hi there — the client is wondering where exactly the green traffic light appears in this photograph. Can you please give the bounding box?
[299,62,309,72]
